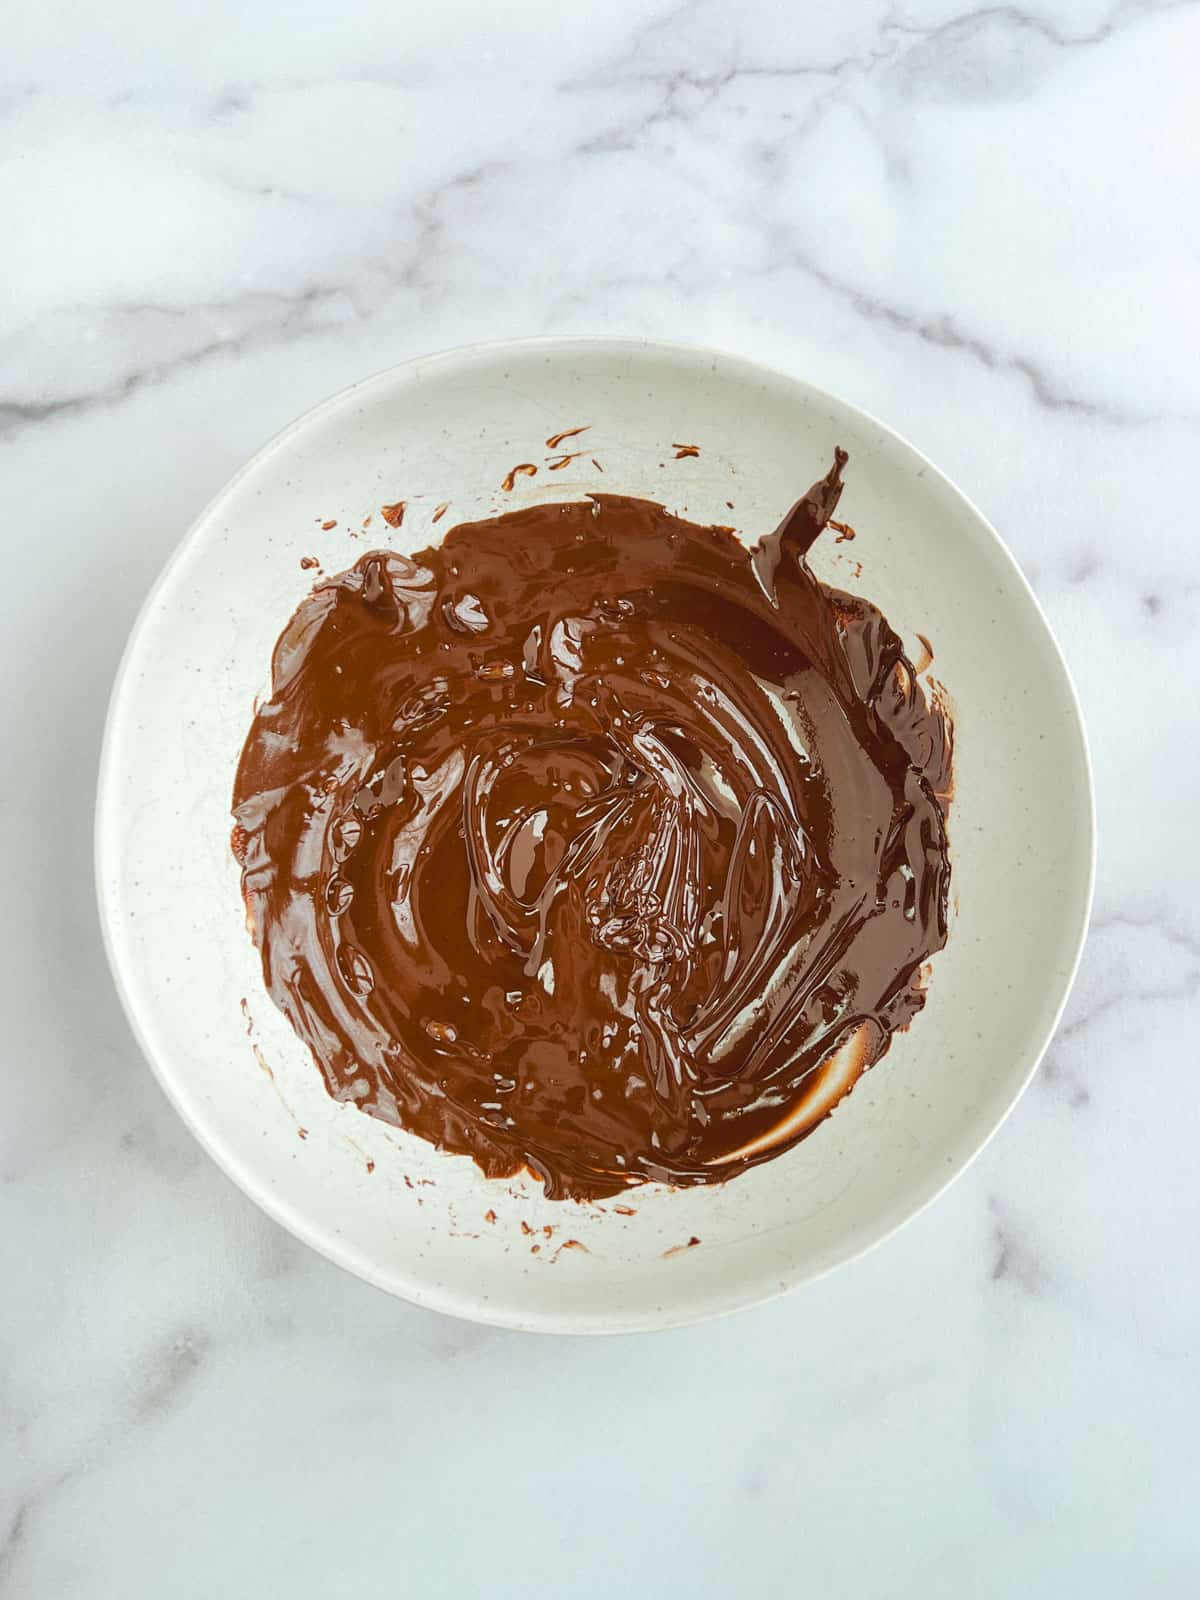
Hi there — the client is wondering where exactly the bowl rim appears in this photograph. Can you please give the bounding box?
[94,334,1097,1334]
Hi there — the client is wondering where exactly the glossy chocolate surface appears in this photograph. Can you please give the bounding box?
[233,454,952,1199]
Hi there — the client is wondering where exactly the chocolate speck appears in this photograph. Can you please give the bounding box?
[546,426,590,449]
[321,520,337,531]
[381,501,406,528]
[661,1235,702,1258]
[672,443,700,459]
[501,464,538,492]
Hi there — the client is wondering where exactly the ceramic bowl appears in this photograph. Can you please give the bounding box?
[96,338,1094,1332]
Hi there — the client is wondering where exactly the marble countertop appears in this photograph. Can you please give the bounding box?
[3,1,1197,1593]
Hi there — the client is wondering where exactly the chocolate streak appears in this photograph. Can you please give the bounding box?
[233,452,952,1201]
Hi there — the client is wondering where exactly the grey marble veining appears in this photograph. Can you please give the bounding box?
[2,0,1198,1594]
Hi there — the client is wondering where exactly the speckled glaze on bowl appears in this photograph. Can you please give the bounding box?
[96,338,1095,1333]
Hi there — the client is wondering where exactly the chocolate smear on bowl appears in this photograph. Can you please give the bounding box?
[233,450,952,1201]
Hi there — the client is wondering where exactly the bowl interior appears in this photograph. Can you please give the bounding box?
[97,339,1093,1331]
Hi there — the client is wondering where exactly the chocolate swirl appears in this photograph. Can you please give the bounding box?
[233,453,952,1200]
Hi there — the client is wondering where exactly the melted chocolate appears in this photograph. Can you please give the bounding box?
[233,452,952,1201]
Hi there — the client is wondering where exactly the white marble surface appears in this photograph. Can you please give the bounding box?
[2,0,1198,1592]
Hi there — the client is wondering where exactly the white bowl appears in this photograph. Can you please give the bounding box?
[96,338,1094,1333]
